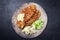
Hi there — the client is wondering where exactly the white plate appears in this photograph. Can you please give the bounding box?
[12,2,48,38]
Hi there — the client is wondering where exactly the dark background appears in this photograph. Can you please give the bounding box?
[0,0,60,40]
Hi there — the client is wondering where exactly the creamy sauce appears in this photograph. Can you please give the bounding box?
[17,14,25,21]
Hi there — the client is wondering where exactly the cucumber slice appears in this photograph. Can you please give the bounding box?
[32,18,44,30]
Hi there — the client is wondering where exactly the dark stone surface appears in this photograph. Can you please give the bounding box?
[0,0,60,40]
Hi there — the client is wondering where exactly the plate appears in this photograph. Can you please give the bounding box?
[12,2,48,38]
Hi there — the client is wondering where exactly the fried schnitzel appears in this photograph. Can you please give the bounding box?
[16,5,41,29]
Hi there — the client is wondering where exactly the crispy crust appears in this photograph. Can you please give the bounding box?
[21,5,36,22]
[25,10,41,26]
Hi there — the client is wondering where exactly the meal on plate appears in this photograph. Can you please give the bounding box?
[16,4,44,35]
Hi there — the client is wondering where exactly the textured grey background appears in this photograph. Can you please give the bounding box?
[0,0,60,40]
